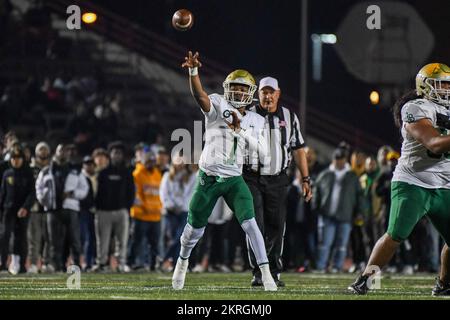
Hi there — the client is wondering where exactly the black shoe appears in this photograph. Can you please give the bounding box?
[251,276,263,287]
[348,274,370,295]
[432,277,450,296]
[275,279,285,287]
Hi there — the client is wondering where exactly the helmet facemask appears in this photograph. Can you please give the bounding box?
[424,78,450,107]
[223,81,257,108]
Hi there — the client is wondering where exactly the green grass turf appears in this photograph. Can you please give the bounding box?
[0,272,446,300]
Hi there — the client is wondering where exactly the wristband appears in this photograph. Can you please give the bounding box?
[302,176,311,184]
[189,67,198,76]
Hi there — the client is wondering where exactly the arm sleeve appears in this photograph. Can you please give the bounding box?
[201,93,220,122]
[290,112,306,150]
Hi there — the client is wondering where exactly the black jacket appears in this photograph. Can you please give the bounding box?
[80,174,95,211]
[0,165,35,212]
[95,164,135,211]
[0,160,9,184]
[47,161,70,210]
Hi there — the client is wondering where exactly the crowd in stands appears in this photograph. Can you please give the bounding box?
[0,132,442,275]
[0,1,441,276]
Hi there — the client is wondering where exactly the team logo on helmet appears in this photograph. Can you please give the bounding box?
[223,69,257,109]
[416,63,450,107]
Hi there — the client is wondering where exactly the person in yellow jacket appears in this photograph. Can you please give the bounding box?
[129,149,162,271]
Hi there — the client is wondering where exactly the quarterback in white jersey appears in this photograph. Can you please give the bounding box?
[199,92,268,177]
[349,63,450,296]
[172,51,277,292]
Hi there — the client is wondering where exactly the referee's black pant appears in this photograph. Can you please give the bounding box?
[243,170,289,279]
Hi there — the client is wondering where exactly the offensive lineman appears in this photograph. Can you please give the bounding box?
[172,51,277,291]
[349,63,450,296]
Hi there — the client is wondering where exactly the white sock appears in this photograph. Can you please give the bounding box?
[179,223,205,259]
[241,218,269,265]
[11,255,20,266]
[259,263,272,279]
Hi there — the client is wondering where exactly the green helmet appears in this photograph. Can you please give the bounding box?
[223,69,257,108]
[416,63,450,106]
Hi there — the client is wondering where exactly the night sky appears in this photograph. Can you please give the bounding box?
[91,0,450,151]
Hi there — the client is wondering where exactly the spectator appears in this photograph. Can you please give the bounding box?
[36,144,88,272]
[0,146,35,274]
[129,149,162,270]
[285,147,324,272]
[21,142,33,164]
[27,141,51,274]
[92,148,109,172]
[349,156,378,273]
[80,156,97,271]
[133,142,149,168]
[350,150,367,178]
[2,130,18,159]
[65,144,81,171]
[154,145,170,174]
[313,148,364,272]
[94,141,134,272]
[376,145,394,174]
[160,156,197,271]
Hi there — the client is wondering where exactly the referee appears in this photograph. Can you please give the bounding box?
[244,76,312,287]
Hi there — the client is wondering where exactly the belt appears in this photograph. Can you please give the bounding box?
[261,169,287,177]
[199,170,235,183]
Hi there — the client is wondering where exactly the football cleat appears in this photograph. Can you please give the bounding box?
[432,277,450,296]
[348,274,370,295]
[251,276,263,287]
[172,257,189,290]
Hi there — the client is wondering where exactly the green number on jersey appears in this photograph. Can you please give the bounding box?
[225,137,238,165]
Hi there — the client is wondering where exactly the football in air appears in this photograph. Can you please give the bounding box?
[172,9,194,31]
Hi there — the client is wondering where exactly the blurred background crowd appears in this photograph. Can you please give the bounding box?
[0,0,443,276]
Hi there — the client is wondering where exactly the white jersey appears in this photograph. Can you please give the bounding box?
[199,94,268,177]
[392,98,450,189]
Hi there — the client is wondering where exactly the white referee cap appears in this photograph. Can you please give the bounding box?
[259,77,279,90]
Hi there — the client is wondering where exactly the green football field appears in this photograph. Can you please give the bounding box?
[0,272,446,300]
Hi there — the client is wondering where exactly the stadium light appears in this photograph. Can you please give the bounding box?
[370,90,380,105]
[82,12,97,24]
[320,34,337,44]
[311,33,338,81]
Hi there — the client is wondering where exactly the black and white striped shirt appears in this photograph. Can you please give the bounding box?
[247,104,305,175]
